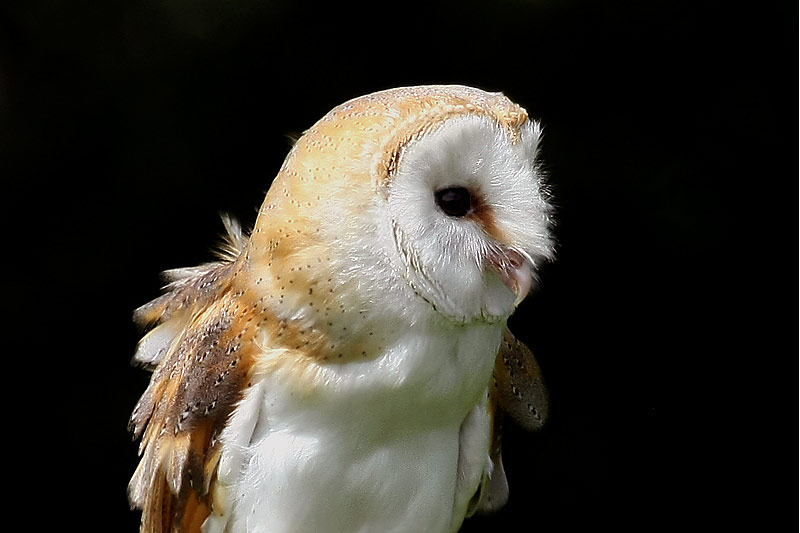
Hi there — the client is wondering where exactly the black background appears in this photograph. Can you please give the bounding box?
[6,0,795,531]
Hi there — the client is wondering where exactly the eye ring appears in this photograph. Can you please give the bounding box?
[435,187,472,217]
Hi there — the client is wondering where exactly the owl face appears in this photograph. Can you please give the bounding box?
[383,114,552,323]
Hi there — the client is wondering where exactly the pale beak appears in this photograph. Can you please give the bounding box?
[487,247,533,307]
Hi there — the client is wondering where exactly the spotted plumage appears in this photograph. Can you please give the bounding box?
[129,85,554,532]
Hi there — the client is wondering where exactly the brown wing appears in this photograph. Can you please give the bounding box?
[493,328,548,431]
[128,218,258,533]
[473,327,549,515]
[131,215,246,370]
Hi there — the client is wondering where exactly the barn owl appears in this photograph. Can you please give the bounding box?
[128,85,554,533]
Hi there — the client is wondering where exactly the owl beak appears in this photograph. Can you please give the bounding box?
[488,247,533,307]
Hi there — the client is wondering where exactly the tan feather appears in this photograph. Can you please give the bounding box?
[129,217,260,533]
[131,215,247,369]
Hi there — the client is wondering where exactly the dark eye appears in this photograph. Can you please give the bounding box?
[435,187,472,217]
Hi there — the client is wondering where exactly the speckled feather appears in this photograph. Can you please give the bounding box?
[128,85,553,533]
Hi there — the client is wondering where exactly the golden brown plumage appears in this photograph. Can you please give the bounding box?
[129,219,256,532]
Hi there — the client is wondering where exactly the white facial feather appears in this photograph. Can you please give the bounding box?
[385,114,552,322]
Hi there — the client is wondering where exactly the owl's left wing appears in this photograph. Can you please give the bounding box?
[128,218,259,533]
[470,328,549,515]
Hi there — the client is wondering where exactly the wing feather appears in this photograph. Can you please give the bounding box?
[131,214,246,368]
[493,328,549,431]
[473,327,548,515]
[128,216,258,533]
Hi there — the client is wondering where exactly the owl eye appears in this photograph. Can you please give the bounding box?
[435,187,472,217]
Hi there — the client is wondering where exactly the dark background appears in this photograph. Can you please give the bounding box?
[5,0,795,531]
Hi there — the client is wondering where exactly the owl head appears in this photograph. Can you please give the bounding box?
[249,85,554,327]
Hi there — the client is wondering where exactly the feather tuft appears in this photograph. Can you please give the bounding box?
[214,213,246,262]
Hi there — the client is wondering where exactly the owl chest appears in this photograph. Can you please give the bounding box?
[217,324,502,532]
[232,419,464,532]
